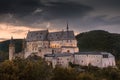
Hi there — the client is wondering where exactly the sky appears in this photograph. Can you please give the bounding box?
[0,0,120,41]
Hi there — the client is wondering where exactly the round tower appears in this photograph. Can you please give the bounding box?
[9,36,15,60]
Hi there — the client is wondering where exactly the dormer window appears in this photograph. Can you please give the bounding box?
[103,54,108,58]
[39,36,41,38]
[40,33,42,35]
[36,33,38,35]
[67,50,70,53]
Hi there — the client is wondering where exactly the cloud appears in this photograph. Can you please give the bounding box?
[0,38,8,41]
[0,0,120,38]
[0,0,93,27]
[0,0,43,15]
[42,1,93,19]
[72,15,120,29]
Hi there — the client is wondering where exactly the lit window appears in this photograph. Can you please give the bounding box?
[39,49,41,52]
[67,50,70,53]
[81,60,83,63]
[97,60,99,62]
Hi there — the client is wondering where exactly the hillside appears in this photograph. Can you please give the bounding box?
[76,30,120,59]
[0,39,23,53]
[0,39,23,61]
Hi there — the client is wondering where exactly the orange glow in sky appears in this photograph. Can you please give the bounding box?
[0,23,65,42]
[0,23,43,41]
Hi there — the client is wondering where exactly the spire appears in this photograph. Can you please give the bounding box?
[66,21,69,42]
[10,36,14,45]
[67,21,69,32]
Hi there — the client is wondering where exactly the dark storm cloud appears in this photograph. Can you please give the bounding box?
[83,15,120,26]
[42,2,93,19]
[77,0,120,7]
[0,0,93,26]
[0,0,120,34]
[0,0,43,16]
[70,15,120,29]
[79,0,120,15]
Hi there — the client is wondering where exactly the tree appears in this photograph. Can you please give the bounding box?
[52,67,78,80]
[77,72,95,80]
[0,58,52,80]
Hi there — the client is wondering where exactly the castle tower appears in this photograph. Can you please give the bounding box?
[9,36,15,60]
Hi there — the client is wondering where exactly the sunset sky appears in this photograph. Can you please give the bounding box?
[0,0,120,41]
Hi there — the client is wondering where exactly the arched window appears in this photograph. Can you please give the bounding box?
[67,50,70,53]
[52,49,54,54]
[39,49,41,52]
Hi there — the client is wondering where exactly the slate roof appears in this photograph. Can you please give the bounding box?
[26,30,76,41]
[61,46,77,48]
[48,31,75,41]
[44,53,73,57]
[74,52,102,55]
[26,30,48,41]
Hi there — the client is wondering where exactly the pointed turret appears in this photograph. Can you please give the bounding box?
[66,21,69,42]
[9,36,15,60]
[10,36,14,46]
[67,21,69,32]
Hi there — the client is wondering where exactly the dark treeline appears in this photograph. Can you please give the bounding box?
[0,39,23,53]
[0,39,22,62]
[0,58,120,80]
[76,30,120,60]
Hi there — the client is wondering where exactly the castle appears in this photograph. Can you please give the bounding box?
[9,25,116,68]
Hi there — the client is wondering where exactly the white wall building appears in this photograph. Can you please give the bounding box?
[44,53,73,68]
[74,52,116,68]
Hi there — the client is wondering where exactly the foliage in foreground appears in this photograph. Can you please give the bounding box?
[0,58,120,80]
[0,58,52,80]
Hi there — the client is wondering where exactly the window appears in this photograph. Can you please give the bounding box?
[39,49,41,52]
[97,60,99,62]
[52,49,54,54]
[40,33,42,35]
[81,60,83,63]
[103,54,108,58]
[67,58,69,61]
[67,50,70,53]
[39,36,41,38]
[55,45,56,48]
